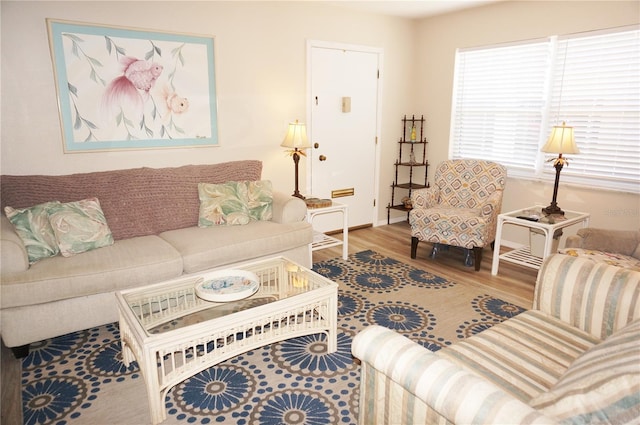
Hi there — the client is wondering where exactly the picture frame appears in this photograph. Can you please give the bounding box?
[47,19,218,152]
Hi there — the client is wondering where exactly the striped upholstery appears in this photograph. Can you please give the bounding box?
[352,325,554,425]
[534,254,640,340]
[438,310,600,402]
[530,319,640,424]
[352,255,640,424]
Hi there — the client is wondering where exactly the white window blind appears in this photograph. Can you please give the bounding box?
[450,26,640,193]
[450,40,550,171]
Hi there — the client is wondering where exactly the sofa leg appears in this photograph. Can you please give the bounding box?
[11,344,29,359]
[473,247,483,271]
[411,237,419,259]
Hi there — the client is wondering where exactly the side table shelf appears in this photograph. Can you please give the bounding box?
[306,202,348,260]
[499,246,544,270]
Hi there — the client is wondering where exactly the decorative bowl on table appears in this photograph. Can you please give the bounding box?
[195,270,260,302]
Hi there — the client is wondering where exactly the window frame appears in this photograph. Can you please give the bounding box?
[449,25,640,194]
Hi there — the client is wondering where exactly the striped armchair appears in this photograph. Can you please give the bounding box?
[352,254,640,424]
[409,159,507,271]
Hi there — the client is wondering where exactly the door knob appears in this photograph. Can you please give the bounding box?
[319,155,327,161]
[314,143,320,149]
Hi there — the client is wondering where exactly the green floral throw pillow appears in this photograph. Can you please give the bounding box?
[198,181,251,226]
[198,180,273,227]
[246,180,273,221]
[4,201,61,264]
[47,198,114,257]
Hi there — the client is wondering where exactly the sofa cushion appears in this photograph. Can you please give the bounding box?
[4,201,60,263]
[246,180,273,221]
[0,235,183,308]
[198,181,251,226]
[438,310,601,403]
[575,228,640,258]
[47,198,114,256]
[198,180,273,227]
[530,319,640,424]
[159,220,312,273]
[559,248,640,271]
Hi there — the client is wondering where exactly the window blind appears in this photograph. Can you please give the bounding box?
[450,26,640,193]
[450,40,550,171]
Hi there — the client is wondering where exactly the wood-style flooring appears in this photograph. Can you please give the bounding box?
[0,221,539,425]
[314,221,538,308]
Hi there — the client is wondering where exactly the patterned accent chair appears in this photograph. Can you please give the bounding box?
[409,159,507,271]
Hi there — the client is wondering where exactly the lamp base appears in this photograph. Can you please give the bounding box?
[542,204,564,216]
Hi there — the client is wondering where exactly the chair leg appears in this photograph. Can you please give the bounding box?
[411,237,419,259]
[464,249,474,267]
[473,247,483,271]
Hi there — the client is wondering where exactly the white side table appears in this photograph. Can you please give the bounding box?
[491,205,590,276]
[306,202,348,260]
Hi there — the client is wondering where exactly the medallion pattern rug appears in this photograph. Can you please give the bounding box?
[20,250,525,425]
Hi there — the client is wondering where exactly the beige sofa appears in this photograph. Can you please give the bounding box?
[352,254,640,424]
[0,161,312,355]
[561,227,640,271]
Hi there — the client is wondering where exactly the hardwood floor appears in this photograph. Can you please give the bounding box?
[314,221,538,309]
[0,222,539,425]
[1,339,22,424]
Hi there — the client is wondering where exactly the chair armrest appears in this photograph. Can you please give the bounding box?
[566,228,640,257]
[410,187,439,209]
[480,190,503,219]
[1,214,29,273]
[352,325,553,425]
[271,191,307,223]
[533,254,640,339]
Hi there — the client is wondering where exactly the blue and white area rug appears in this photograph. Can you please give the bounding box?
[21,250,525,425]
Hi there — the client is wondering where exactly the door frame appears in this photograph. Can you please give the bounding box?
[305,39,384,228]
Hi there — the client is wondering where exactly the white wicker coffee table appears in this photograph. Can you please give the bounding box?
[115,256,338,424]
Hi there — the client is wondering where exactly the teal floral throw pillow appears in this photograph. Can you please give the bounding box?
[4,201,61,264]
[198,181,251,226]
[47,198,114,257]
[246,180,273,221]
[198,180,273,227]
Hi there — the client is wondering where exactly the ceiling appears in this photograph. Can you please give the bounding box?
[330,0,498,19]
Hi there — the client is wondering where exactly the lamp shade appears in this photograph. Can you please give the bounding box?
[541,122,579,154]
[281,120,310,149]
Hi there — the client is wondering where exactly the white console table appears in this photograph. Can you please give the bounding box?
[491,205,590,276]
[306,202,348,260]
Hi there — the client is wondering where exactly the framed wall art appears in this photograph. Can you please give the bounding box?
[47,19,218,152]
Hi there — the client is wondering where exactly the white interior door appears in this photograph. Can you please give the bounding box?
[308,42,381,233]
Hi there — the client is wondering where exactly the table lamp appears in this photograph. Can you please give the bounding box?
[540,121,579,216]
[281,120,311,199]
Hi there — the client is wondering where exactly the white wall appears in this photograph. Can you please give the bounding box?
[413,0,640,245]
[3,1,639,240]
[0,1,416,226]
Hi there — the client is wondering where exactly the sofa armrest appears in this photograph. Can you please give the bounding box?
[533,254,640,340]
[352,325,553,425]
[410,187,439,209]
[564,228,640,258]
[271,191,307,223]
[1,214,29,273]
[564,234,582,249]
